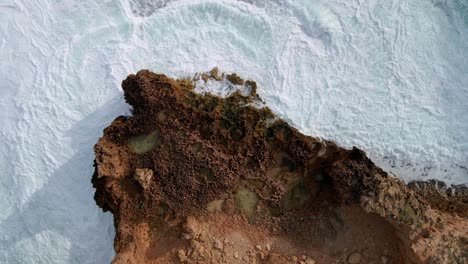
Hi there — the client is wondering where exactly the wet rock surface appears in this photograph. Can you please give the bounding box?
[92,69,468,264]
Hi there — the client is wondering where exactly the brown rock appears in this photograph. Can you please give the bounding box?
[210,67,222,81]
[92,69,468,264]
[226,73,244,85]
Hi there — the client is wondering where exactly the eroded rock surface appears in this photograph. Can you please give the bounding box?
[92,70,467,264]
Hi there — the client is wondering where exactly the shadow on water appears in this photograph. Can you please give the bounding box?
[0,96,129,264]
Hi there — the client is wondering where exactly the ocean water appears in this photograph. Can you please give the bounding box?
[0,0,467,263]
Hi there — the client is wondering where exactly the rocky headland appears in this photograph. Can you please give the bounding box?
[92,69,467,264]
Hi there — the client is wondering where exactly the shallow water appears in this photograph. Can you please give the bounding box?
[0,0,467,263]
[128,129,161,154]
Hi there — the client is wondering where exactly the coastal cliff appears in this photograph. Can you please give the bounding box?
[92,69,467,264]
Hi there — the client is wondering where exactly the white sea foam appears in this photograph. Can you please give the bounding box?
[0,0,467,262]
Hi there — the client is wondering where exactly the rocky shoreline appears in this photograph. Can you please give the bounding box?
[92,69,467,263]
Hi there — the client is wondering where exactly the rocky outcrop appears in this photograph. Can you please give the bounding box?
[92,69,467,264]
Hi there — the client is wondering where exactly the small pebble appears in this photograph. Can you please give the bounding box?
[177,249,187,262]
[348,252,362,264]
[214,239,223,250]
[381,256,389,264]
[157,111,167,122]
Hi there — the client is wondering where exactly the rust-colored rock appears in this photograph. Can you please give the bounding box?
[226,73,244,85]
[92,69,468,264]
